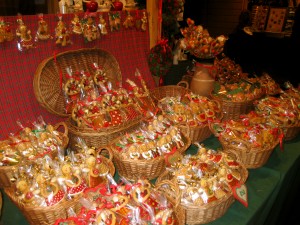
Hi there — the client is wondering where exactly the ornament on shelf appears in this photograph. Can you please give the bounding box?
[98,0,112,12]
[85,0,98,12]
[123,11,134,29]
[71,13,83,34]
[125,0,136,9]
[98,14,108,35]
[82,13,100,42]
[74,0,83,12]
[35,14,52,41]
[16,17,35,51]
[108,12,121,32]
[0,17,14,43]
[55,15,72,47]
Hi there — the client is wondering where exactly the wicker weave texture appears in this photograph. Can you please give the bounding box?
[150,85,191,104]
[33,48,122,117]
[283,126,300,141]
[5,188,82,225]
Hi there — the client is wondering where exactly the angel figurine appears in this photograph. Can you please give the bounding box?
[98,14,108,35]
[123,11,134,29]
[36,14,52,41]
[55,15,72,47]
[141,11,147,31]
[16,18,35,51]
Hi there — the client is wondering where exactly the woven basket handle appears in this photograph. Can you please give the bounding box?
[177,80,189,89]
[155,179,181,208]
[97,147,113,162]
[53,121,68,137]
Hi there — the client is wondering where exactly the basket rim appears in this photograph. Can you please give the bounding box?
[210,91,264,104]
[33,47,122,117]
[110,130,192,163]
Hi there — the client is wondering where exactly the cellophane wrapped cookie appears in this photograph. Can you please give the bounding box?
[54,178,181,225]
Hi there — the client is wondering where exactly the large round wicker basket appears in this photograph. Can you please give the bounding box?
[0,122,69,188]
[110,131,191,181]
[33,48,122,117]
[4,188,82,225]
[66,116,142,151]
[156,164,248,225]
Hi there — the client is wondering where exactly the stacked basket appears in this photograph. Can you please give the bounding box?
[33,48,142,149]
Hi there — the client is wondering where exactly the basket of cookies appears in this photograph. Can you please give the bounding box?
[210,111,283,168]
[5,137,115,225]
[109,115,191,181]
[254,95,300,141]
[33,48,122,117]
[156,144,248,225]
[54,178,185,225]
[0,117,69,188]
[157,93,222,143]
[211,78,265,121]
[65,71,156,150]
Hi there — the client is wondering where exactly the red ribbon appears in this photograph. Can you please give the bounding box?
[195,62,218,79]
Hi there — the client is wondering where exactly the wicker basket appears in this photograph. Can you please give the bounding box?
[4,188,82,225]
[220,139,279,169]
[180,125,212,143]
[150,82,191,105]
[66,116,142,151]
[155,180,186,225]
[96,147,116,178]
[0,122,69,188]
[110,132,191,181]
[156,162,248,225]
[33,48,122,117]
[211,94,261,121]
[283,126,300,141]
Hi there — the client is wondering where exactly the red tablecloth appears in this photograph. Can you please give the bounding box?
[0,10,155,139]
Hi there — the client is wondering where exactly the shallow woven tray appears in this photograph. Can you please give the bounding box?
[33,48,122,117]
[220,139,279,169]
[66,116,142,151]
[0,122,69,188]
[156,159,248,225]
[5,188,82,225]
[110,131,191,181]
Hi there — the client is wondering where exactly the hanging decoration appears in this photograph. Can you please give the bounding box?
[141,11,148,31]
[71,13,83,35]
[55,14,72,47]
[0,17,14,43]
[82,13,100,42]
[16,16,35,51]
[98,14,108,35]
[35,14,52,41]
[108,12,121,32]
[123,11,135,29]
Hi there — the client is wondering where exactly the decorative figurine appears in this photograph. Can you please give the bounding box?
[36,14,52,41]
[141,11,147,31]
[123,11,134,29]
[108,12,121,32]
[16,17,35,51]
[0,17,13,43]
[55,15,72,47]
[98,14,108,35]
[71,13,82,34]
[82,14,100,42]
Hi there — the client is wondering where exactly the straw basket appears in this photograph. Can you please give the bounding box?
[156,162,248,225]
[150,82,191,105]
[155,180,186,225]
[180,125,212,143]
[66,116,142,151]
[4,188,82,225]
[220,139,279,169]
[110,132,191,181]
[211,94,262,121]
[282,126,300,141]
[33,48,122,117]
[0,122,69,188]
